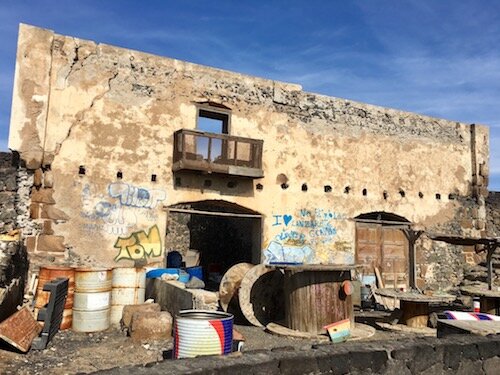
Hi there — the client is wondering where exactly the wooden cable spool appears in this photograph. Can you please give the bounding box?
[219,263,254,312]
[238,264,285,327]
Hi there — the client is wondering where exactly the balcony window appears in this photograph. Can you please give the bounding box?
[197,109,229,161]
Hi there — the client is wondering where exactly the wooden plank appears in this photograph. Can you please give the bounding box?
[375,288,455,303]
[437,319,500,337]
[268,264,359,272]
[266,322,329,341]
[374,267,384,289]
[0,307,42,352]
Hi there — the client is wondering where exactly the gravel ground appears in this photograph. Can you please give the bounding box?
[0,310,425,374]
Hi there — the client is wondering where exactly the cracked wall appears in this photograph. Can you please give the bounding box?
[8,24,490,289]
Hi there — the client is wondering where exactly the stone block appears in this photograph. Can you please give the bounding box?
[484,356,500,375]
[36,235,65,252]
[129,310,172,342]
[41,220,54,235]
[121,303,161,329]
[461,219,474,229]
[476,220,486,230]
[33,168,43,187]
[30,187,55,204]
[477,339,500,359]
[26,236,37,252]
[443,343,464,371]
[348,349,388,373]
[4,175,17,191]
[40,205,69,220]
[43,170,53,188]
[29,203,40,219]
[276,353,319,374]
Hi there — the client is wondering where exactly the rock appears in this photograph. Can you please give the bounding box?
[129,311,173,342]
[121,303,161,330]
[185,276,205,289]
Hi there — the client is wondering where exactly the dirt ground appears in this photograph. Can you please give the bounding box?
[0,311,421,374]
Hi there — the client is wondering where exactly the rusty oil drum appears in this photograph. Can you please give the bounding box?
[35,266,75,330]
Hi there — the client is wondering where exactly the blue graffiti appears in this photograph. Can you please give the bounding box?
[108,182,166,209]
[264,241,315,264]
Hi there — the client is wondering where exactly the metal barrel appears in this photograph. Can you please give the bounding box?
[72,268,112,332]
[72,308,110,332]
[174,310,233,359]
[35,266,75,330]
[110,267,146,325]
[74,268,112,292]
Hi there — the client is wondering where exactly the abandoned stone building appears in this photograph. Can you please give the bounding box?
[2,23,497,307]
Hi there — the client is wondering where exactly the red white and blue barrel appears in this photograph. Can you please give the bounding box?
[174,310,233,359]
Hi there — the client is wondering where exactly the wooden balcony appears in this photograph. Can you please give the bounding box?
[172,129,264,178]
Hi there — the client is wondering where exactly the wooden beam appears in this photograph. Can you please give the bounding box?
[165,207,262,219]
[401,229,424,290]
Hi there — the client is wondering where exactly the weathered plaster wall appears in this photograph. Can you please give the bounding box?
[8,24,490,289]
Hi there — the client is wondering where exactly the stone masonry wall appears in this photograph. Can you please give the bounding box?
[98,335,500,375]
[486,192,500,236]
[0,152,29,321]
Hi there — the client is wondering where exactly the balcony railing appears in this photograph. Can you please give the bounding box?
[172,129,264,178]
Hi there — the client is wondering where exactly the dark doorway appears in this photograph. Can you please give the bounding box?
[166,200,262,288]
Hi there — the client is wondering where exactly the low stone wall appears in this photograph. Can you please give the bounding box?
[97,335,500,374]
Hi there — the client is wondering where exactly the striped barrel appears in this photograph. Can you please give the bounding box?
[174,310,233,359]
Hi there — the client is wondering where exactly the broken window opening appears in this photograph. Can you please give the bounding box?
[324,185,332,193]
[196,108,230,162]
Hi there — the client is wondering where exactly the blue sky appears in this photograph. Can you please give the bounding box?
[0,1,499,190]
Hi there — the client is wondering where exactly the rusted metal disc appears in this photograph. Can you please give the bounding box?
[238,264,285,327]
[219,262,254,312]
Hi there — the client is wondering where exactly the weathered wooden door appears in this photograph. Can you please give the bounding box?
[356,224,408,288]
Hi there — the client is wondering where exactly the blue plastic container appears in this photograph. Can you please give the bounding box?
[186,266,204,281]
[146,268,179,279]
[178,270,190,283]
[167,251,183,268]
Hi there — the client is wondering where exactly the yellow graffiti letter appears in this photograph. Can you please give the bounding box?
[134,225,162,258]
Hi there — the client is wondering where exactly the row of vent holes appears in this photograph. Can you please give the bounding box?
[174,177,240,189]
[78,166,157,182]
[281,182,450,200]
